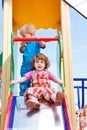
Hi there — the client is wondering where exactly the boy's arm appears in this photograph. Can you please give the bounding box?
[10,76,27,85]
[39,41,46,48]
[19,42,26,53]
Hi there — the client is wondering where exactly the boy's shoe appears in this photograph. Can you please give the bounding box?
[55,92,64,106]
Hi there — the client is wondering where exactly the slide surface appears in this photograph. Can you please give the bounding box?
[4,29,72,130]
[12,96,65,129]
[8,95,70,130]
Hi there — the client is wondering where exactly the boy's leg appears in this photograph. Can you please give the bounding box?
[20,80,30,96]
[20,65,32,96]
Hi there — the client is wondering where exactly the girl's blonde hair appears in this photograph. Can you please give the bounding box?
[20,23,36,37]
[31,53,50,69]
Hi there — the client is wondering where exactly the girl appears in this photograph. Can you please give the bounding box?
[11,53,64,109]
[19,24,46,96]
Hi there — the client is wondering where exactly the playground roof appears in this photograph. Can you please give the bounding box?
[64,0,87,19]
[13,0,61,29]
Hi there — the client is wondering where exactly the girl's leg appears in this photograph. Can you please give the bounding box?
[24,88,40,109]
[51,92,64,105]
[42,87,55,102]
[25,94,40,108]
[25,95,40,109]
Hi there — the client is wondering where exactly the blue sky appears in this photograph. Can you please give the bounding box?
[0,1,87,78]
[70,7,87,78]
[0,0,3,53]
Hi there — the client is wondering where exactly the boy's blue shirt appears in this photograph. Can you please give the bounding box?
[22,41,41,68]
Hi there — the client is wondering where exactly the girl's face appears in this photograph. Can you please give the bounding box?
[34,59,45,71]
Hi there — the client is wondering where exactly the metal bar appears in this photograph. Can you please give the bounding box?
[13,37,59,42]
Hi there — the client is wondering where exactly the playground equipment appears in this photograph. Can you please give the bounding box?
[4,31,72,129]
[1,0,77,130]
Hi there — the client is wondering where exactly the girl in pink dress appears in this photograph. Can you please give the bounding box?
[11,53,64,109]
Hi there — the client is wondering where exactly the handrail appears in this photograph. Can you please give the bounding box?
[73,78,87,109]
[13,37,59,42]
[58,32,72,130]
[4,32,15,129]
[10,33,15,92]
[58,32,64,91]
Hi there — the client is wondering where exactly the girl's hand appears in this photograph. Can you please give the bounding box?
[59,80,63,85]
[10,80,18,85]
[57,79,63,85]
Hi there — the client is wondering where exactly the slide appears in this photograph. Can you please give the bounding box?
[4,94,71,130]
[4,29,72,130]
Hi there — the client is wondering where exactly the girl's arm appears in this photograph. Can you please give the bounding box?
[10,76,27,85]
[48,71,63,85]
[52,77,63,85]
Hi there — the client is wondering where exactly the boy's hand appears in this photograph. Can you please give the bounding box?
[39,41,46,48]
